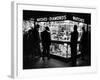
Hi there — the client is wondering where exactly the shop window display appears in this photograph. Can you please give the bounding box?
[49,20,84,58]
[23,15,87,59]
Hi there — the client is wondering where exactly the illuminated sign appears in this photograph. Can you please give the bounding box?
[37,18,47,21]
[49,15,66,21]
[73,16,84,22]
[36,15,67,21]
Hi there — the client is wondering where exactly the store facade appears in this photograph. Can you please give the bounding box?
[23,13,89,59]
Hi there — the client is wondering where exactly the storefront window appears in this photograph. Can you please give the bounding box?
[22,15,87,58]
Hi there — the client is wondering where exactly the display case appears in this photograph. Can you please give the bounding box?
[49,20,83,58]
[23,15,87,59]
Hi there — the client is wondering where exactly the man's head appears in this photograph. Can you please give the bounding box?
[74,25,77,31]
[45,26,50,31]
[35,24,40,31]
[82,27,85,31]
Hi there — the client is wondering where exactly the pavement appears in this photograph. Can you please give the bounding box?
[23,54,91,69]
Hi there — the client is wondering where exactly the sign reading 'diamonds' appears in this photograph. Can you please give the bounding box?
[36,15,67,21]
[49,15,67,21]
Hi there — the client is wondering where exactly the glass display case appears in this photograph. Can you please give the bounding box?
[23,16,86,59]
[49,20,83,58]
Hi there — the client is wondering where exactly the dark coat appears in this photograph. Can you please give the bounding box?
[71,31,78,45]
[41,30,51,47]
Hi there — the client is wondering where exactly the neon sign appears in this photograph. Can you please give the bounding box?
[49,15,66,21]
[73,16,84,22]
[37,18,47,21]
